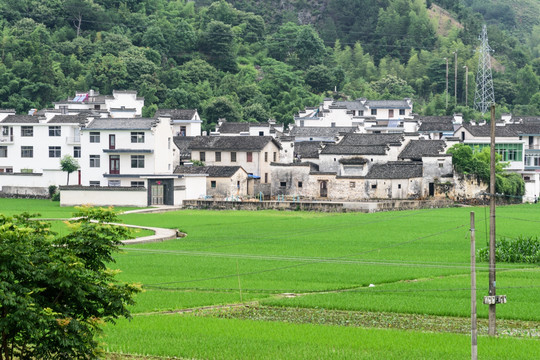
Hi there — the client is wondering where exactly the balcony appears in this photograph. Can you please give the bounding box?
[0,135,14,143]
[66,136,81,144]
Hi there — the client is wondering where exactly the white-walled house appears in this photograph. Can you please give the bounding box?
[53,90,144,118]
[155,109,202,137]
[0,114,86,195]
[213,118,284,137]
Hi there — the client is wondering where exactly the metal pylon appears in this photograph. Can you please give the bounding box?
[474,24,495,114]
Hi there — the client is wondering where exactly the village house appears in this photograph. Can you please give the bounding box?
[174,165,249,199]
[188,136,282,195]
[0,114,87,196]
[454,115,540,201]
[155,109,202,137]
[213,118,284,137]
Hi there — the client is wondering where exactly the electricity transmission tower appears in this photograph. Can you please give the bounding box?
[474,24,495,114]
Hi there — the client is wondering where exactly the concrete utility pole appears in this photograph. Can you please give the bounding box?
[454,51,458,107]
[445,57,449,109]
[463,65,469,107]
[470,212,477,360]
[488,104,497,336]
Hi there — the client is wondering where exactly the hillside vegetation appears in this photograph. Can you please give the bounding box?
[0,0,538,129]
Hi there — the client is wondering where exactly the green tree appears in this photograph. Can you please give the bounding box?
[516,65,540,105]
[198,20,237,72]
[203,96,242,128]
[60,154,80,185]
[0,208,140,359]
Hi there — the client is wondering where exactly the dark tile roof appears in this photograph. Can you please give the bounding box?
[332,100,366,111]
[320,144,388,155]
[294,141,325,159]
[173,136,196,156]
[84,118,158,130]
[461,123,520,137]
[0,115,40,123]
[398,140,448,160]
[155,109,197,119]
[174,165,244,177]
[217,122,250,133]
[48,115,88,124]
[188,136,281,151]
[366,161,423,179]
[338,133,403,146]
[417,116,454,132]
[289,126,357,138]
[339,157,368,165]
[366,99,411,109]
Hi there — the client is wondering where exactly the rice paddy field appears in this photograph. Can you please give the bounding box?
[1,199,539,358]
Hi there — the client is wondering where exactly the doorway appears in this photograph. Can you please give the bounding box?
[109,155,120,174]
[429,182,435,197]
[320,181,328,198]
[151,184,164,205]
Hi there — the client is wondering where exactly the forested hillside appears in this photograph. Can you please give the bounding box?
[0,0,538,130]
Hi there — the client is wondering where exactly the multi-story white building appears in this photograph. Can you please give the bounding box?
[0,114,86,194]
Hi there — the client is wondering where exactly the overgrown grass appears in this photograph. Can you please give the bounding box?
[102,315,540,359]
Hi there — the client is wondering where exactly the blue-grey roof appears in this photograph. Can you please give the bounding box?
[84,118,159,130]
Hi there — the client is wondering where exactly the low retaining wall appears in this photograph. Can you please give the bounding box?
[60,186,147,207]
[182,199,455,213]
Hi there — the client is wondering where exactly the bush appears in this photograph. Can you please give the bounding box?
[478,236,540,263]
[48,185,58,199]
[51,192,60,202]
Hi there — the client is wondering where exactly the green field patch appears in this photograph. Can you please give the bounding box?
[102,314,540,359]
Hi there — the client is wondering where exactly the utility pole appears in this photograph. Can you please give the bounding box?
[470,212,477,360]
[488,104,496,336]
[463,65,469,107]
[454,51,458,107]
[445,57,449,110]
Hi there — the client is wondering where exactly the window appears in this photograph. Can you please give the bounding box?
[74,146,81,158]
[389,110,394,118]
[300,120,304,127]
[89,181,100,186]
[131,181,145,188]
[0,146,6,157]
[49,126,61,136]
[358,110,364,116]
[371,109,377,115]
[131,132,145,143]
[49,146,61,158]
[131,155,145,168]
[264,152,268,162]
[89,155,100,167]
[180,126,186,136]
[280,182,286,187]
[237,181,240,189]
[21,126,33,137]
[231,152,237,162]
[200,151,206,162]
[273,152,277,162]
[259,131,264,136]
[21,146,33,158]
[247,152,253,162]
[298,181,303,188]
[211,181,216,188]
[108,180,121,187]
[215,151,221,162]
[371,184,377,189]
[398,184,402,189]
[399,109,405,116]
[350,182,356,188]
[168,137,171,150]
[331,122,336,128]
[90,132,100,143]
[94,105,100,110]
[438,162,444,168]
[264,173,268,183]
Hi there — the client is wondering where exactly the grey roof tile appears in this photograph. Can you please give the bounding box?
[294,141,326,159]
[366,99,411,109]
[0,115,40,123]
[84,118,158,130]
[320,144,388,155]
[398,140,448,159]
[338,133,403,146]
[366,161,423,179]
[155,109,197,119]
[48,115,88,124]
[188,136,281,151]
[174,165,244,177]
[289,126,357,137]
[217,122,250,133]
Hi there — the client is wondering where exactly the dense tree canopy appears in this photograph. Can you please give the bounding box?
[0,0,538,129]
[0,207,140,359]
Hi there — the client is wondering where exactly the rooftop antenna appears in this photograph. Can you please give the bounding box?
[474,24,495,114]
